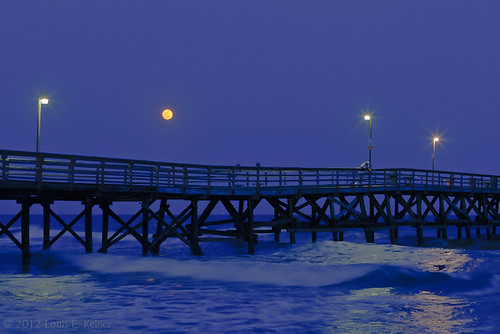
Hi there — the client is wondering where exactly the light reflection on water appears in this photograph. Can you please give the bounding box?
[320,288,475,334]
[402,291,476,334]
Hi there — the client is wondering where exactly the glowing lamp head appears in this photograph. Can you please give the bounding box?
[364,115,371,121]
[434,137,440,142]
[39,98,49,105]
[162,109,173,120]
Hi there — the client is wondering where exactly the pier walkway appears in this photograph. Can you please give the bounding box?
[1,149,499,265]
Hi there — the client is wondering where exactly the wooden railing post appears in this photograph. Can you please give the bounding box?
[36,153,43,188]
[383,170,387,191]
[207,166,212,195]
[231,167,236,194]
[183,165,188,193]
[128,161,133,187]
[155,162,160,190]
[316,169,320,192]
[299,168,303,190]
[279,168,282,194]
[256,163,260,195]
[100,160,105,188]
[336,169,339,193]
[69,157,75,188]
[1,151,7,183]
[425,171,428,192]
[438,171,441,191]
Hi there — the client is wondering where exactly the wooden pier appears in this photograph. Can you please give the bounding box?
[1,149,500,265]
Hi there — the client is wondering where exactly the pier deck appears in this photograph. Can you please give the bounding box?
[1,149,499,264]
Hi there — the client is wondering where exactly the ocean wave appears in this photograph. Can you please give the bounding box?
[68,253,379,287]
[24,250,499,295]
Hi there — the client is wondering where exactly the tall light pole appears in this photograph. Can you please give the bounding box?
[431,137,439,170]
[364,114,373,168]
[37,97,49,153]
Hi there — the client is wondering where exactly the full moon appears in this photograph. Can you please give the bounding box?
[162,109,173,120]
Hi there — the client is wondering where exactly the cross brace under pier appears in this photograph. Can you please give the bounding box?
[1,192,500,265]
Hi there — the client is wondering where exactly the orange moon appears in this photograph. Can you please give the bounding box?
[162,109,173,120]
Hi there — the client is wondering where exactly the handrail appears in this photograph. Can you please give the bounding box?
[1,149,500,196]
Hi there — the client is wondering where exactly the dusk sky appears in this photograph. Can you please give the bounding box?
[2,1,500,174]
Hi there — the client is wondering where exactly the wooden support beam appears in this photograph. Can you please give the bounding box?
[422,196,439,219]
[332,196,362,221]
[368,194,391,223]
[441,195,468,220]
[151,199,167,255]
[416,194,422,220]
[190,200,203,255]
[416,224,423,246]
[394,194,417,220]
[305,196,333,229]
[465,225,472,239]
[21,198,32,266]
[221,199,246,238]
[328,196,339,241]
[42,201,51,250]
[266,198,289,220]
[84,198,93,253]
[141,199,150,257]
[273,207,280,242]
[311,210,317,242]
[48,208,86,248]
[389,227,397,244]
[288,197,296,244]
[359,194,374,243]
[147,204,193,250]
[99,202,111,254]
[394,198,399,220]
[364,228,375,243]
[106,209,140,242]
[247,199,255,254]
[198,199,218,227]
[0,211,23,249]
[106,209,144,247]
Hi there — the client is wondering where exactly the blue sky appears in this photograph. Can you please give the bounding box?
[2,1,500,174]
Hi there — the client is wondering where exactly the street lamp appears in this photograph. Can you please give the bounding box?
[364,114,373,168]
[37,97,49,153]
[431,137,439,170]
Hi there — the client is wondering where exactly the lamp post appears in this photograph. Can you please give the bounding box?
[37,97,49,153]
[431,137,439,170]
[364,114,373,168]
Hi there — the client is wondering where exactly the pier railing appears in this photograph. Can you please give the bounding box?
[1,149,499,196]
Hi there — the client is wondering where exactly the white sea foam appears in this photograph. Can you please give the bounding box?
[69,253,377,287]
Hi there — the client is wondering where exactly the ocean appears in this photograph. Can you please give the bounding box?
[1,214,500,333]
